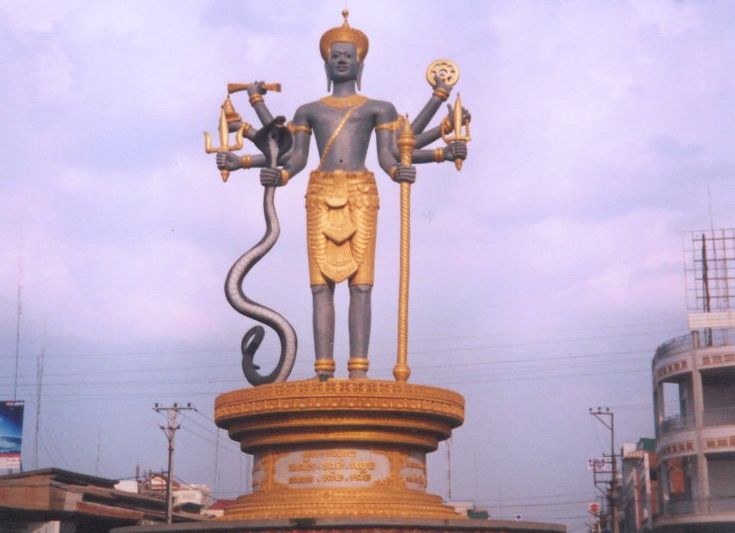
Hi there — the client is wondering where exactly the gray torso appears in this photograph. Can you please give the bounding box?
[300,97,395,172]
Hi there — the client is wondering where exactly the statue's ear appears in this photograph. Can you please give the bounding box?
[356,63,364,91]
[324,63,332,92]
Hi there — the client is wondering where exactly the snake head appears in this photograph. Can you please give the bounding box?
[253,116,293,167]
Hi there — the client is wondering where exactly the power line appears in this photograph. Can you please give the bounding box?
[0,323,679,362]
[1,347,655,388]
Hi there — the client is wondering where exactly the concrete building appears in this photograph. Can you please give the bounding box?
[620,438,658,533]
[652,329,735,532]
[0,468,206,531]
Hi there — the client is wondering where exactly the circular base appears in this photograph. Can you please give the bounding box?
[113,517,566,533]
[214,379,465,521]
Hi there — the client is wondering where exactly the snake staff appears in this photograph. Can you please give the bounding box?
[225,185,297,385]
[224,118,297,386]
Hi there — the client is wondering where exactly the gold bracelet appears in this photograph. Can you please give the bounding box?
[434,147,444,163]
[389,166,398,179]
[241,154,252,169]
[249,93,264,106]
[280,169,290,185]
[433,88,450,101]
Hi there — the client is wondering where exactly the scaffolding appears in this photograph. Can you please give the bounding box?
[684,228,735,345]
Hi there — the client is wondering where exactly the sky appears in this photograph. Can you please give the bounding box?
[1,0,734,531]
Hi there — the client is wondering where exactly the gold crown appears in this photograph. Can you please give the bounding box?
[319,9,369,62]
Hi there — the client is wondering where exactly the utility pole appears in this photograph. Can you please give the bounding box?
[14,238,23,401]
[446,437,453,501]
[589,407,619,533]
[153,402,194,523]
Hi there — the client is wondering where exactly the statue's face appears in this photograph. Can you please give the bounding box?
[326,42,361,82]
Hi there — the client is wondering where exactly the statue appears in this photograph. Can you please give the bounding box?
[208,10,470,384]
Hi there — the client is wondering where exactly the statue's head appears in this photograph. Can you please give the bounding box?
[319,10,369,90]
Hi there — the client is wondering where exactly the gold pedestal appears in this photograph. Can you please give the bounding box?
[214,379,465,521]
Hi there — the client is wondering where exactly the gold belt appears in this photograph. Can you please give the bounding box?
[308,169,375,186]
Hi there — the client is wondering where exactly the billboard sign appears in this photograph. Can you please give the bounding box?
[0,401,24,470]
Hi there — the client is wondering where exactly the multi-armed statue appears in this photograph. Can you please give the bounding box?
[206,10,470,386]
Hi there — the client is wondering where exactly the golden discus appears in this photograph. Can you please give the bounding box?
[425,59,460,88]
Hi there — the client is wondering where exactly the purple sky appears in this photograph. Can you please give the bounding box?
[1,1,734,531]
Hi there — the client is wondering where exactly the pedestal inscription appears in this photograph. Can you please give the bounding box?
[272,448,390,488]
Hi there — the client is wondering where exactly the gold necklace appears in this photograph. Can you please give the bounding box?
[320,94,368,109]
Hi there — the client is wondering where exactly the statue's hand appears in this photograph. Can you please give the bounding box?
[217,152,242,171]
[445,103,472,130]
[260,167,284,187]
[247,81,268,97]
[393,164,416,184]
[444,141,468,161]
[433,73,454,97]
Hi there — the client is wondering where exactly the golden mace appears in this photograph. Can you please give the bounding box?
[393,116,415,383]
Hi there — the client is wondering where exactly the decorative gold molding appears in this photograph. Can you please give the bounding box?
[319,94,368,109]
[216,380,464,420]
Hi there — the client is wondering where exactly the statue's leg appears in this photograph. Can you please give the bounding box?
[312,282,336,380]
[348,284,372,379]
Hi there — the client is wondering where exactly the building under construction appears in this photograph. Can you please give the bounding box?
[651,229,735,532]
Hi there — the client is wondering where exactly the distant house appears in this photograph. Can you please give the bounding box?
[202,498,236,518]
[0,468,207,532]
[621,438,658,533]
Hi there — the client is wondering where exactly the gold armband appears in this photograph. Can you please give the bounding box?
[389,166,398,179]
[288,122,312,135]
[375,119,400,132]
[433,88,450,101]
[280,169,290,185]
[434,147,445,163]
[249,93,264,106]
[241,154,252,169]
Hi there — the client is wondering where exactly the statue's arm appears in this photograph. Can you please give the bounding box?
[375,104,400,175]
[282,106,311,178]
[414,104,471,149]
[408,143,467,165]
[375,102,417,184]
[216,152,269,172]
[414,124,442,149]
[228,120,259,142]
[410,76,454,134]
[246,82,276,127]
